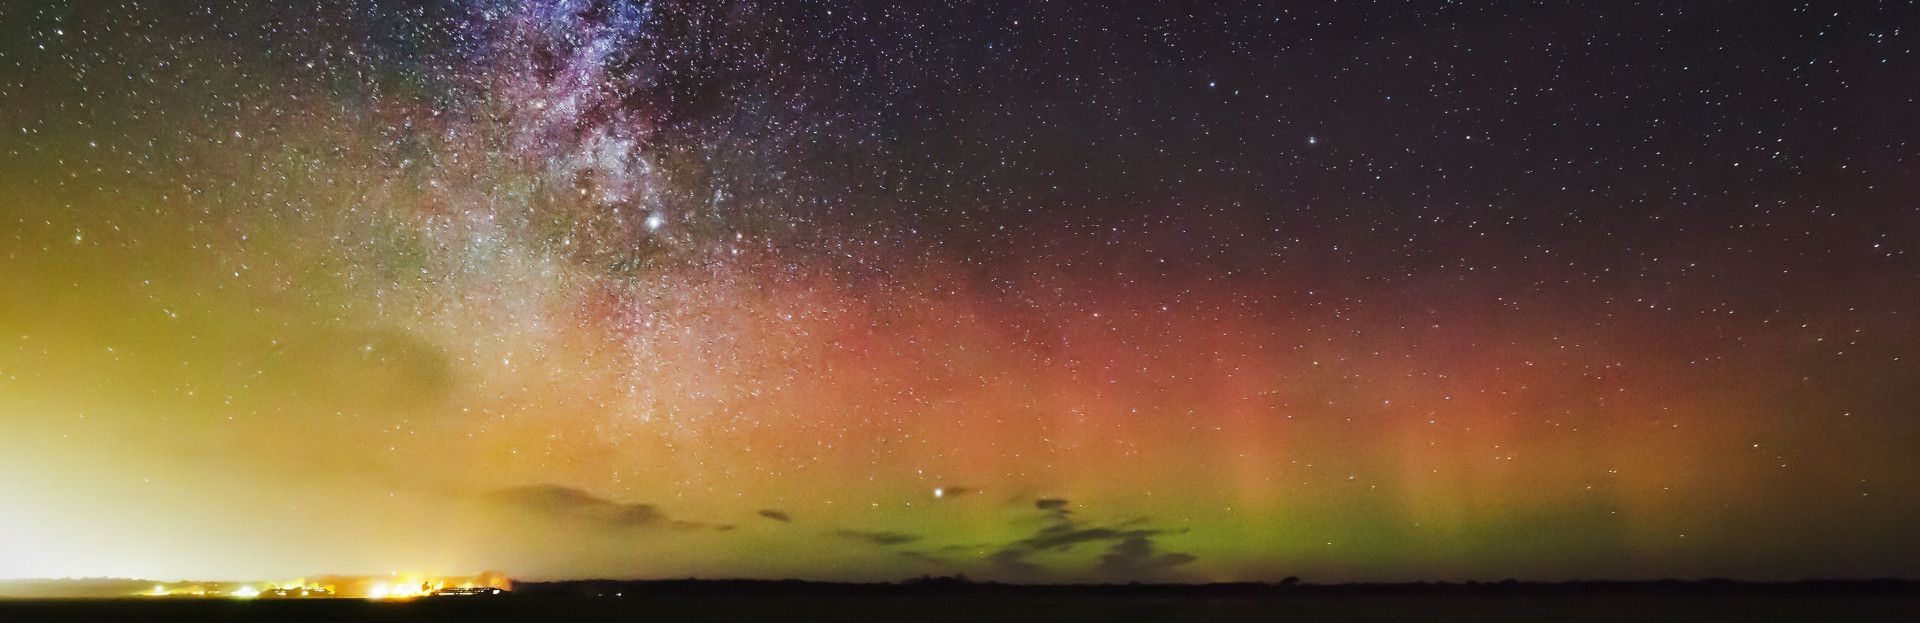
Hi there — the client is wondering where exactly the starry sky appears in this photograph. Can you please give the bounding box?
[2,0,1918,584]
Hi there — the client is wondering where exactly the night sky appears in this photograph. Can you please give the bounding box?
[2,0,1918,584]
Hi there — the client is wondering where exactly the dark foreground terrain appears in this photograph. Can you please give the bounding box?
[2,580,1915,622]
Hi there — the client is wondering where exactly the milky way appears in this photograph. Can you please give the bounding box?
[2,0,1918,583]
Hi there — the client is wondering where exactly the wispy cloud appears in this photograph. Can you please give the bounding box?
[987,498,1196,581]
[832,529,923,546]
[486,484,730,532]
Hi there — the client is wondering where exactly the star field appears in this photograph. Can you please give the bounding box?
[1,0,1917,583]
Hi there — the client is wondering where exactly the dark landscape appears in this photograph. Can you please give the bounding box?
[4,580,1918,622]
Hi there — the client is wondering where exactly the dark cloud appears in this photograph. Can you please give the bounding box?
[486,484,727,532]
[673,520,734,532]
[936,543,991,553]
[1095,536,1198,580]
[831,529,923,546]
[1033,497,1074,522]
[488,485,664,528]
[897,550,952,565]
[988,548,1043,577]
[985,498,1197,580]
[757,509,792,522]
[1021,525,1155,551]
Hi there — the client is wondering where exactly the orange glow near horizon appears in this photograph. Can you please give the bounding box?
[135,573,510,599]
